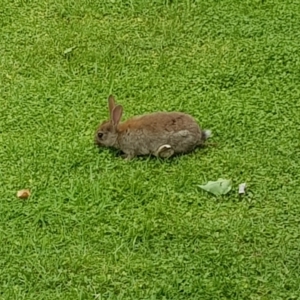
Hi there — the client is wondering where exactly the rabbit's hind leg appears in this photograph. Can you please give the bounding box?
[155,144,174,158]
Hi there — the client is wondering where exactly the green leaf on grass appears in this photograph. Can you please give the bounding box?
[63,46,76,55]
[198,178,232,196]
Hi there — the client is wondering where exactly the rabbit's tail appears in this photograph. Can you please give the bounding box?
[197,129,212,147]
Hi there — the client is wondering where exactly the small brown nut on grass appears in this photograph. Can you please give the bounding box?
[17,189,31,199]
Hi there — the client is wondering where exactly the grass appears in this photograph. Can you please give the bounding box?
[1,0,300,298]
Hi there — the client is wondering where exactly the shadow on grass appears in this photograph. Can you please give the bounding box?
[94,142,216,162]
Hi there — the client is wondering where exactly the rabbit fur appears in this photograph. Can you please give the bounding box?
[95,95,211,159]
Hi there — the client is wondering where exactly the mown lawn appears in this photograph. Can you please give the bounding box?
[1,0,300,299]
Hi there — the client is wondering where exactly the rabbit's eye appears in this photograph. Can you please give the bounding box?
[98,132,103,139]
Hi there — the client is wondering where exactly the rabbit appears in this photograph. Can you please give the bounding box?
[95,95,212,159]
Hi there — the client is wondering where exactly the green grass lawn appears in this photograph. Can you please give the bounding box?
[1,0,300,298]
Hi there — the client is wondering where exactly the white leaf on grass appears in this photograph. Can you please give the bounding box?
[239,183,247,194]
[198,178,232,196]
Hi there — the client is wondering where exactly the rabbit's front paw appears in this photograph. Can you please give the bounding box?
[121,153,135,160]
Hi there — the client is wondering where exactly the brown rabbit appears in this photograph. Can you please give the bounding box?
[95,95,211,159]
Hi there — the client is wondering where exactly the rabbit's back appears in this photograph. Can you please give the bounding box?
[117,112,203,156]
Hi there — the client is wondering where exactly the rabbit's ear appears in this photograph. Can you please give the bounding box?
[112,105,123,126]
[108,95,116,119]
